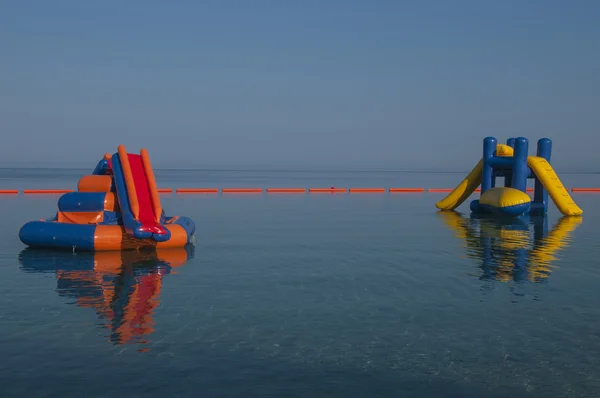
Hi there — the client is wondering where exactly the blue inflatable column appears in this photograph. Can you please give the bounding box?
[533,138,552,214]
[511,137,529,193]
[482,137,497,194]
[504,138,515,187]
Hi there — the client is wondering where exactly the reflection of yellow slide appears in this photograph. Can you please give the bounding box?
[436,144,514,211]
[529,215,582,268]
[436,211,469,239]
[527,157,583,216]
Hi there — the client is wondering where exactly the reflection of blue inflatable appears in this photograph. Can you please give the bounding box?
[19,245,194,346]
[439,211,582,283]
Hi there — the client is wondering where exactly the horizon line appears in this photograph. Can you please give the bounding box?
[0,166,598,175]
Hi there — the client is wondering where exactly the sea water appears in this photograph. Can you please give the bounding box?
[1,169,599,397]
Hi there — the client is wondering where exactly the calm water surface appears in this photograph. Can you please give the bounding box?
[1,169,599,397]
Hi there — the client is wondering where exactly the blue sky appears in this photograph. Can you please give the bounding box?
[1,0,599,171]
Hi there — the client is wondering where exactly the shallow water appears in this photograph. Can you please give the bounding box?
[1,169,599,397]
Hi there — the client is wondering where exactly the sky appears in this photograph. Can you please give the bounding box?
[1,0,600,171]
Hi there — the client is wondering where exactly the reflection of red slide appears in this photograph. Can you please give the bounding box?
[126,153,167,235]
[22,248,192,348]
[116,273,163,343]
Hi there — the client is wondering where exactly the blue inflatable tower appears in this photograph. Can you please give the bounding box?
[470,136,552,217]
[437,136,582,217]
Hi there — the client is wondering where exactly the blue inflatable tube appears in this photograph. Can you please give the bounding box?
[58,192,112,212]
[19,216,196,251]
[19,221,98,251]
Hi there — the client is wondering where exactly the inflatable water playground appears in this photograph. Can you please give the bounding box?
[19,145,196,251]
[436,137,583,217]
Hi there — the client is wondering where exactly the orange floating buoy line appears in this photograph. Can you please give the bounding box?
[427,188,453,193]
[349,188,386,193]
[309,188,348,193]
[175,188,219,194]
[222,188,263,194]
[2,187,600,196]
[23,189,74,194]
[266,188,306,193]
[571,188,600,192]
[389,188,424,193]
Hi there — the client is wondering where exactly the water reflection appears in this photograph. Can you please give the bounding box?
[438,212,582,283]
[18,246,194,348]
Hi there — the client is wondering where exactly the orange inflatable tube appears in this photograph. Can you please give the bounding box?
[78,175,113,192]
[117,145,139,219]
[93,223,190,251]
[140,148,163,223]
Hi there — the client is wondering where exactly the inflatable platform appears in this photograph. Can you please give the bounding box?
[19,145,196,251]
[436,137,583,217]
